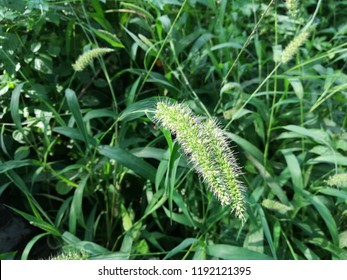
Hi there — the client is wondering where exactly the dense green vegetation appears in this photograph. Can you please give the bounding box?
[0,0,347,260]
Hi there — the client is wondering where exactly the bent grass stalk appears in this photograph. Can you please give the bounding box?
[155,102,246,220]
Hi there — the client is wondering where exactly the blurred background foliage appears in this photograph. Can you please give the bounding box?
[0,0,347,260]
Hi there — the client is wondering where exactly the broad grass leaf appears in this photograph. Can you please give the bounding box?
[143,188,167,218]
[4,170,53,223]
[131,147,167,161]
[163,207,195,227]
[10,83,24,132]
[0,159,34,173]
[307,193,339,245]
[288,78,304,99]
[53,127,97,146]
[93,29,124,48]
[55,196,73,228]
[173,190,200,228]
[225,132,263,163]
[155,160,168,191]
[319,188,347,200]
[163,238,198,260]
[62,231,110,255]
[0,182,11,197]
[282,149,304,202]
[257,204,277,259]
[65,88,92,149]
[307,154,347,166]
[21,233,50,260]
[206,244,273,260]
[98,145,156,183]
[244,224,264,253]
[14,146,30,160]
[292,238,320,260]
[89,253,129,260]
[248,156,289,204]
[85,205,98,241]
[83,108,117,122]
[193,241,206,260]
[190,33,214,53]
[69,176,89,234]
[7,206,60,236]
[118,97,161,122]
[282,125,331,146]
[308,237,347,259]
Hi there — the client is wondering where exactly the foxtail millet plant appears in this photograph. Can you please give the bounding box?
[154,101,246,220]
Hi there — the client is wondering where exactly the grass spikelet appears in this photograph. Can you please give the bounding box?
[154,101,246,220]
[280,30,310,64]
[72,48,114,71]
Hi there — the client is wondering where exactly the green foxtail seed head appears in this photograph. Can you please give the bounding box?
[72,48,114,72]
[154,101,246,220]
[280,30,310,64]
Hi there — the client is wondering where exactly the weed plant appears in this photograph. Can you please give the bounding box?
[0,0,347,260]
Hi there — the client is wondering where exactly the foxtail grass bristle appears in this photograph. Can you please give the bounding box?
[154,101,246,220]
[72,48,114,72]
[280,30,310,64]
